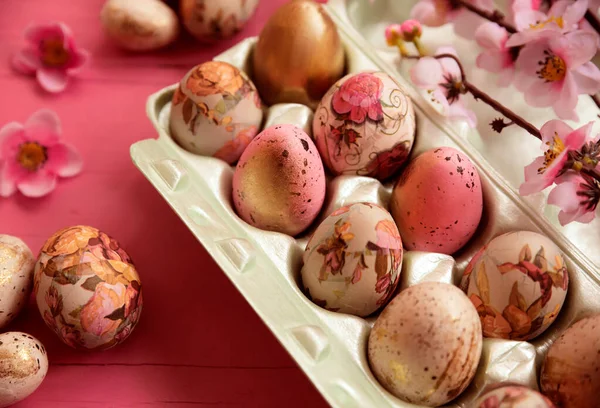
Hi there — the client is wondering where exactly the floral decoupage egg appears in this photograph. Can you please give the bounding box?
[471,385,556,408]
[0,235,35,329]
[460,231,568,341]
[0,332,48,407]
[301,203,403,316]
[33,226,142,350]
[312,71,416,180]
[170,61,263,164]
[180,0,259,42]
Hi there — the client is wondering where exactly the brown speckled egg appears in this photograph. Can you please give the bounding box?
[471,385,556,408]
[0,332,48,407]
[169,61,263,164]
[540,314,600,407]
[460,231,568,341]
[0,235,34,329]
[390,147,483,254]
[301,203,403,316]
[180,0,259,42]
[313,71,416,180]
[368,282,482,406]
[232,124,326,236]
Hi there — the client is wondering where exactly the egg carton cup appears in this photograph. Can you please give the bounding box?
[130,8,600,408]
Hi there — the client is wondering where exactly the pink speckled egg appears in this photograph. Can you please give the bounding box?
[368,282,482,406]
[540,314,600,408]
[390,147,483,254]
[169,61,263,164]
[301,203,403,317]
[232,124,326,236]
[460,231,568,341]
[312,71,416,180]
[472,385,556,408]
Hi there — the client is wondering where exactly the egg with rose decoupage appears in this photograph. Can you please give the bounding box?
[0,235,35,329]
[33,225,142,350]
[169,60,263,164]
[301,202,403,317]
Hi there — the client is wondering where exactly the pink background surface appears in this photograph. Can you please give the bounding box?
[0,1,328,406]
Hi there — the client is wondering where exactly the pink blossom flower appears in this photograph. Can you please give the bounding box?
[410,0,494,38]
[400,20,423,41]
[0,109,83,198]
[331,73,384,124]
[410,46,477,127]
[520,120,594,195]
[513,30,600,121]
[12,22,89,93]
[475,22,517,86]
[548,172,598,225]
[507,0,589,47]
[385,24,403,46]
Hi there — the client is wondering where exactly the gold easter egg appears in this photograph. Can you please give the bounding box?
[252,0,345,108]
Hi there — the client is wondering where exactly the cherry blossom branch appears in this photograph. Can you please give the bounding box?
[455,0,517,33]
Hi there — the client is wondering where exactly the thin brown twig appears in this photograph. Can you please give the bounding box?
[585,9,600,36]
[455,0,517,33]
[591,93,600,110]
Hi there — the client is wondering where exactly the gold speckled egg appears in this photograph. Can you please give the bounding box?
[0,235,34,329]
[33,226,142,351]
[0,332,48,407]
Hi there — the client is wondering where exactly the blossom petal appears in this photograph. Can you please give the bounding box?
[452,11,485,39]
[0,125,27,160]
[410,57,444,88]
[25,109,62,144]
[435,46,461,77]
[410,1,447,27]
[564,121,593,149]
[497,68,515,87]
[45,143,83,177]
[540,119,574,144]
[513,9,546,31]
[24,22,65,45]
[524,80,557,108]
[67,48,90,71]
[571,62,600,94]
[547,177,581,213]
[0,163,17,197]
[475,22,508,50]
[551,31,597,69]
[552,73,579,120]
[11,48,41,75]
[561,0,588,26]
[476,49,510,73]
[558,208,596,225]
[519,157,551,195]
[37,68,69,93]
[16,170,58,197]
[516,42,549,77]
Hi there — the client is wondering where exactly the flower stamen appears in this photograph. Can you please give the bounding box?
[537,51,566,82]
[40,38,70,67]
[537,133,565,174]
[529,16,564,30]
[17,142,47,171]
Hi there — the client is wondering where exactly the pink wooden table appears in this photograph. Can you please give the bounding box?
[0,1,328,406]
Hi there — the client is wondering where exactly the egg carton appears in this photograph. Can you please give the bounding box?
[129,4,600,408]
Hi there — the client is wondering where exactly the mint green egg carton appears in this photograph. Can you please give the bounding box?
[130,2,600,407]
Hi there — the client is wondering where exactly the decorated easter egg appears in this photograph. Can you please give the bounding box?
[390,147,483,254]
[0,235,34,329]
[170,61,263,164]
[33,226,142,350]
[252,0,345,108]
[313,71,416,180]
[460,231,568,341]
[540,314,600,407]
[232,124,326,236]
[0,332,48,408]
[301,203,403,316]
[471,385,556,408]
[368,282,482,406]
[180,0,259,41]
[100,0,179,51]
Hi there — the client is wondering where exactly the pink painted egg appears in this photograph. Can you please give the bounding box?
[301,202,403,316]
[390,146,483,254]
[460,231,568,341]
[312,71,416,180]
[232,124,326,236]
[540,314,600,408]
[472,385,556,408]
[0,235,34,329]
[169,61,263,164]
[368,282,482,406]
[33,226,142,351]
